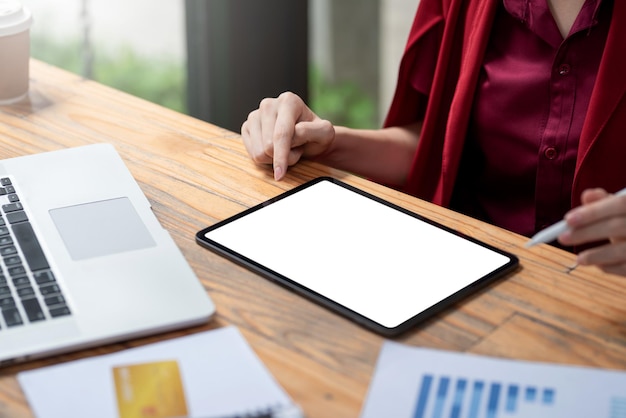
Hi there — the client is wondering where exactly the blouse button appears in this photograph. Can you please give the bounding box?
[558,64,571,75]
[544,147,557,160]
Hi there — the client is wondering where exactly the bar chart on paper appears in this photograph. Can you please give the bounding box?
[360,342,626,418]
[412,374,556,418]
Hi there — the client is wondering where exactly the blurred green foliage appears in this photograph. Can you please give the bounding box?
[309,67,377,129]
[31,36,376,128]
[31,35,187,113]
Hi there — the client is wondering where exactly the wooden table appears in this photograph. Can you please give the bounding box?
[1,60,625,418]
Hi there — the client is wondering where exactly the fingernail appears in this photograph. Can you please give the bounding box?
[274,165,283,181]
[565,210,581,224]
[566,262,578,273]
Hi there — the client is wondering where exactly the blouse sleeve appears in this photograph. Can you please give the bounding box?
[383,0,446,128]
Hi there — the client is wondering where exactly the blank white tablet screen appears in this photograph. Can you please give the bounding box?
[204,180,511,329]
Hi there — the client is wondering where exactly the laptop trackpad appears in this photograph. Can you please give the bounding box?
[49,197,156,260]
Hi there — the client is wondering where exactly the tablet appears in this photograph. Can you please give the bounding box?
[196,177,518,336]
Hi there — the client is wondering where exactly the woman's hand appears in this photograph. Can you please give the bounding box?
[241,92,335,180]
[559,188,626,276]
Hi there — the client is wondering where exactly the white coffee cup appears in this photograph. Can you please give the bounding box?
[0,0,33,105]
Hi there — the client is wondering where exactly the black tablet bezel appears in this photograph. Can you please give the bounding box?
[195,177,519,337]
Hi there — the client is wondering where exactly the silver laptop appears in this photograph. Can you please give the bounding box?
[0,144,215,365]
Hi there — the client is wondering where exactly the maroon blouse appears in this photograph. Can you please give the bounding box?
[449,0,610,237]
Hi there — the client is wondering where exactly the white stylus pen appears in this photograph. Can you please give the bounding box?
[525,186,626,248]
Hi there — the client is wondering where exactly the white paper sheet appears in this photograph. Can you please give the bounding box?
[18,326,296,418]
[361,341,626,418]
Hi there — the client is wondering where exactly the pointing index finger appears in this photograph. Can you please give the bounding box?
[272,116,296,181]
[272,97,310,180]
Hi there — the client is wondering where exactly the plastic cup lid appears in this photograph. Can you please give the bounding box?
[0,0,32,37]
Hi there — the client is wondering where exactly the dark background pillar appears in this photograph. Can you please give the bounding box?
[185,0,309,132]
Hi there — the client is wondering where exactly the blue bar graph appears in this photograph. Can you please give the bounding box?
[468,381,484,418]
[433,377,450,418]
[486,383,501,418]
[525,387,537,402]
[506,385,519,412]
[414,375,433,418]
[450,379,467,418]
[611,397,626,418]
[542,388,555,405]
[412,374,556,418]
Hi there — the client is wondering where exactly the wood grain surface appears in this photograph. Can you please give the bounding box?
[0,60,625,418]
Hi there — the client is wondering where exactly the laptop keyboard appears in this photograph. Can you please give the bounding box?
[0,177,71,330]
